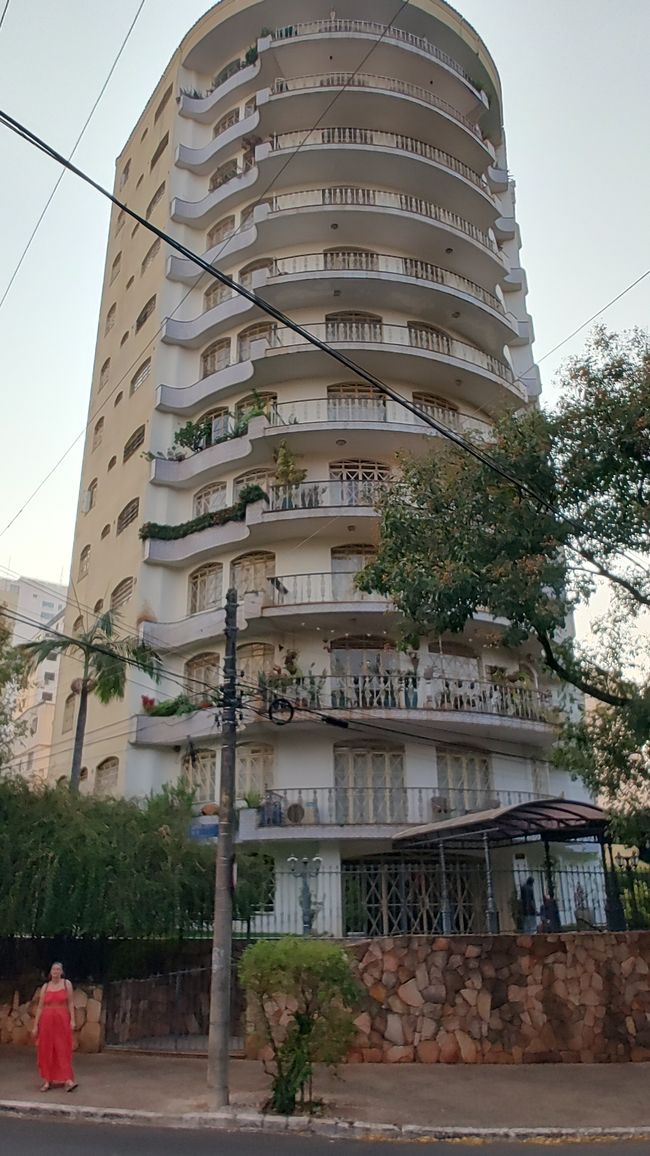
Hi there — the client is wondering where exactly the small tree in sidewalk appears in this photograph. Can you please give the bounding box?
[239,937,360,1115]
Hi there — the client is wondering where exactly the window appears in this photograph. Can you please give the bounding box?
[86,479,98,511]
[146,183,165,219]
[43,672,55,684]
[408,322,450,354]
[237,323,274,361]
[92,418,104,451]
[116,497,140,534]
[73,615,84,633]
[328,459,390,504]
[42,600,55,609]
[101,523,110,540]
[239,259,273,289]
[120,331,129,347]
[79,767,88,783]
[123,424,145,462]
[213,107,240,138]
[208,159,238,193]
[327,383,385,422]
[150,131,169,170]
[154,83,173,123]
[78,546,90,579]
[99,358,111,391]
[326,311,382,342]
[201,407,231,445]
[135,296,156,332]
[130,359,151,394]
[412,392,459,430]
[237,743,274,797]
[126,276,134,291]
[182,748,216,803]
[141,128,148,141]
[136,174,144,188]
[115,209,125,234]
[204,280,232,311]
[212,58,242,89]
[105,304,116,334]
[188,563,223,615]
[41,692,53,703]
[201,338,230,378]
[141,238,160,275]
[185,652,220,704]
[334,743,406,823]
[193,483,227,517]
[114,392,123,407]
[120,159,131,188]
[237,643,274,687]
[95,757,119,798]
[62,693,76,733]
[110,252,122,284]
[30,716,38,735]
[240,203,258,230]
[207,215,235,249]
[234,392,276,420]
[231,552,275,597]
[131,221,140,237]
[234,468,274,497]
[331,544,376,599]
[94,599,104,614]
[110,577,134,612]
[436,748,491,814]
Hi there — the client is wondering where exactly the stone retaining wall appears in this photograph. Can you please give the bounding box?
[251,933,650,1064]
[0,984,104,1053]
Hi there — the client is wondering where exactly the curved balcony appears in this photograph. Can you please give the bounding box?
[171,159,257,226]
[176,109,260,173]
[179,58,261,124]
[163,251,516,356]
[265,73,493,170]
[142,606,226,652]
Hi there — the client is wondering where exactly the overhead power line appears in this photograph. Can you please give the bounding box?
[0,0,11,30]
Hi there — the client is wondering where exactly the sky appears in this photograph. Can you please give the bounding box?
[0,0,649,592]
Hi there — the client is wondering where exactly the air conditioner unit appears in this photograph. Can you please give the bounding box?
[286,802,305,826]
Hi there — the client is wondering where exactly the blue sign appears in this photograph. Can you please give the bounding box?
[189,819,219,841]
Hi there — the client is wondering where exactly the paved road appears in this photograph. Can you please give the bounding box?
[3,1118,650,1156]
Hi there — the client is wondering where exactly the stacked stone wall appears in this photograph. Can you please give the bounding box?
[0,984,103,1053]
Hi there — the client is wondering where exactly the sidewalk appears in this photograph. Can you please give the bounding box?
[2,1048,650,1132]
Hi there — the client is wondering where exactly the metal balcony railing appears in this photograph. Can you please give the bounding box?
[268,249,503,313]
[264,571,385,606]
[269,186,498,254]
[257,785,553,828]
[267,396,466,432]
[266,673,551,721]
[265,322,513,383]
[271,19,477,89]
[270,127,490,193]
[264,479,385,512]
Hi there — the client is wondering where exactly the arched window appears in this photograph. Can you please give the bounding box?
[328,460,390,505]
[86,479,98,511]
[105,304,116,334]
[324,248,378,272]
[204,280,233,311]
[99,359,111,391]
[237,643,274,688]
[201,338,230,378]
[184,653,220,704]
[130,359,151,395]
[135,295,156,332]
[123,425,145,462]
[233,468,274,497]
[200,407,231,445]
[407,322,451,354]
[331,544,376,599]
[115,209,125,234]
[78,545,91,579]
[213,107,240,138]
[110,252,122,284]
[62,693,76,733]
[208,159,238,193]
[95,757,119,798]
[150,132,169,171]
[193,483,227,518]
[154,84,173,123]
[146,184,165,220]
[237,322,274,361]
[234,392,276,420]
[325,311,382,342]
[116,498,140,534]
[94,599,104,614]
[114,392,123,407]
[107,456,117,471]
[412,391,459,430]
[181,747,216,803]
[141,238,161,276]
[212,57,242,89]
[207,215,235,249]
[120,331,129,347]
[231,552,275,597]
[436,748,491,813]
[239,258,273,289]
[334,743,405,823]
[331,635,395,677]
[327,383,385,423]
[188,563,222,615]
[237,743,274,797]
[126,275,134,291]
[92,418,104,451]
[73,616,84,634]
[110,577,134,612]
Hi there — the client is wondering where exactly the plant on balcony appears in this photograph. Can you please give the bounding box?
[273,441,307,487]
[139,484,267,541]
[244,44,259,66]
[145,695,195,717]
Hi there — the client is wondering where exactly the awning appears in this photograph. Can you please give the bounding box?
[394,797,610,849]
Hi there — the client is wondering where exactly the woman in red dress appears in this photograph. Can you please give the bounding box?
[32,962,77,1092]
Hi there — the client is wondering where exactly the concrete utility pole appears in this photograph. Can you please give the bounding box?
[207,588,238,1105]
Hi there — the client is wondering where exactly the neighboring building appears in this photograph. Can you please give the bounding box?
[0,576,67,645]
[50,1,591,926]
[7,609,65,785]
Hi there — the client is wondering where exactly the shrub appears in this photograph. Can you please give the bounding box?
[239,937,360,1115]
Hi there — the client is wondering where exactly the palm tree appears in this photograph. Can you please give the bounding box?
[21,611,161,792]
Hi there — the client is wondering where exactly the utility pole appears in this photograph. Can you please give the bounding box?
[207,588,238,1105]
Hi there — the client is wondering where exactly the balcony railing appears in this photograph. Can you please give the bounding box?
[269,249,503,313]
[264,571,385,606]
[266,322,513,383]
[268,396,467,432]
[266,674,551,722]
[257,786,553,828]
[265,479,385,512]
[270,126,490,192]
[272,19,477,88]
[269,186,498,253]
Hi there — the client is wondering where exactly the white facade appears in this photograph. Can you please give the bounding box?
[7,609,65,784]
[49,1,592,914]
[0,575,67,645]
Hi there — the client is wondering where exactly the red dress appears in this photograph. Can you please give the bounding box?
[37,986,74,1084]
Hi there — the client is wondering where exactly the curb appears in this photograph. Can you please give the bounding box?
[2,1100,650,1142]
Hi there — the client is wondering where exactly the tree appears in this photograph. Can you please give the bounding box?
[0,609,27,769]
[21,611,161,792]
[233,848,275,941]
[358,328,650,799]
[240,937,360,1115]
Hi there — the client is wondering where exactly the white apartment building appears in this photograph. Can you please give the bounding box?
[7,608,65,785]
[49,0,593,931]
[0,575,67,645]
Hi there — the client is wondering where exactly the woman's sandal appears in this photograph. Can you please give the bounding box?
[65,1082,78,1093]
[40,1083,51,1092]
